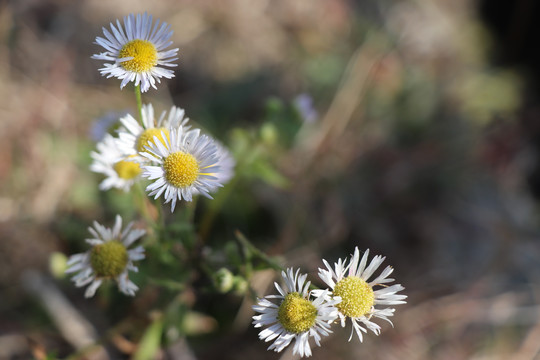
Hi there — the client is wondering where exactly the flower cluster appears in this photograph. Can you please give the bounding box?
[67,12,235,298]
[90,102,234,212]
[252,248,406,357]
[64,12,407,359]
[85,12,235,211]
[90,12,235,211]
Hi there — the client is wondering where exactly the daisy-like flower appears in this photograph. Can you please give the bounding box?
[65,215,146,298]
[90,133,143,191]
[92,12,179,92]
[140,127,223,211]
[317,248,407,342]
[252,268,341,357]
[115,103,190,157]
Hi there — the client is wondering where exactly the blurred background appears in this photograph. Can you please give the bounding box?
[2,0,540,359]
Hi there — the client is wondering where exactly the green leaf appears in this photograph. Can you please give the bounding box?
[250,160,289,188]
[134,317,164,360]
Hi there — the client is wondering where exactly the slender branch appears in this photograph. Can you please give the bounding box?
[134,84,143,124]
[234,230,283,272]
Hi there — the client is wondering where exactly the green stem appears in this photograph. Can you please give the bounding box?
[234,230,283,272]
[134,84,143,124]
[134,181,160,237]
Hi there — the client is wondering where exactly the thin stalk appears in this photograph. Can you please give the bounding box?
[235,230,283,272]
[134,181,159,236]
[134,84,143,124]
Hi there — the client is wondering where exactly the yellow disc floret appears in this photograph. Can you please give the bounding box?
[333,276,375,318]
[277,292,318,334]
[90,240,128,278]
[136,127,170,152]
[163,151,200,188]
[118,39,158,73]
[113,158,141,179]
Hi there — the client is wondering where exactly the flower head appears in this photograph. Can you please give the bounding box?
[90,133,143,192]
[140,127,224,211]
[317,248,407,342]
[65,215,146,298]
[92,13,179,92]
[252,268,340,357]
[115,103,190,157]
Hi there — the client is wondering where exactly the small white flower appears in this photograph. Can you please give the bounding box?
[140,127,223,211]
[90,133,142,192]
[65,215,146,298]
[317,248,407,342]
[252,268,341,358]
[115,103,190,157]
[92,12,179,92]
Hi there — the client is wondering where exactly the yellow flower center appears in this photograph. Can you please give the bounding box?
[113,158,141,179]
[333,276,375,318]
[277,292,318,334]
[118,39,158,73]
[136,127,170,152]
[163,151,200,188]
[90,240,128,278]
